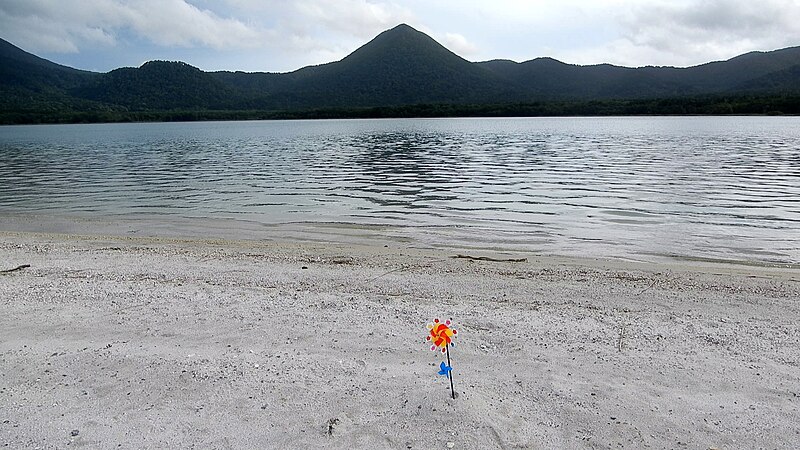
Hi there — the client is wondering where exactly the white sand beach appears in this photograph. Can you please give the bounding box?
[1,231,799,449]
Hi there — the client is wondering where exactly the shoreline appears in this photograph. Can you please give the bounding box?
[2,102,799,127]
[2,231,799,448]
[2,212,798,271]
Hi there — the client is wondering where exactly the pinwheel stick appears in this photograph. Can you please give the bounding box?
[446,345,455,399]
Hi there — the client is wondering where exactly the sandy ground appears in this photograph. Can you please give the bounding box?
[1,231,799,449]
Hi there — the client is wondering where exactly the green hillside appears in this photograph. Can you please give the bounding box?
[278,24,519,107]
[72,61,238,110]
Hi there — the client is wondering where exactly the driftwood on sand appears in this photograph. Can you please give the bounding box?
[451,254,527,263]
[0,264,30,274]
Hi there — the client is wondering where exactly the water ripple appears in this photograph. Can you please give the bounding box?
[1,117,799,264]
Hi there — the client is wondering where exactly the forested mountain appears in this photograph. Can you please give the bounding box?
[0,36,103,113]
[274,24,516,107]
[477,45,800,99]
[73,61,237,110]
[210,24,518,109]
[1,24,799,123]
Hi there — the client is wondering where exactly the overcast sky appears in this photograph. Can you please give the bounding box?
[2,0,799,73]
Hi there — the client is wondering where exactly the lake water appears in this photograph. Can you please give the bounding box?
[1,117,798,265]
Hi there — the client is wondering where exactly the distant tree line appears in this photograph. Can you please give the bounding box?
[1,94,797,125]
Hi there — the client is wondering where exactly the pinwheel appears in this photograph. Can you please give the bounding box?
[425,318,458,399]
[426,318,457,352]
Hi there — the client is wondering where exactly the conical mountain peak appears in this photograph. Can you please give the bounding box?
[385,23,418,33]
[341,23,464,65]
[286,24,512,107]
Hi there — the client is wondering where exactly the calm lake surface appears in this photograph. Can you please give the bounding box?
[1,117,798,264]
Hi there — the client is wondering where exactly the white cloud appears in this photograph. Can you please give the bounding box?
[439,32,479,57]
[393,0,800,67]
[124,0,266,49]
[552,0,800,67]
[247,0,416,64]
[0,0,267,53]
[293,0,414,39]
[0,1,117,53]
[616,0,800,65]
